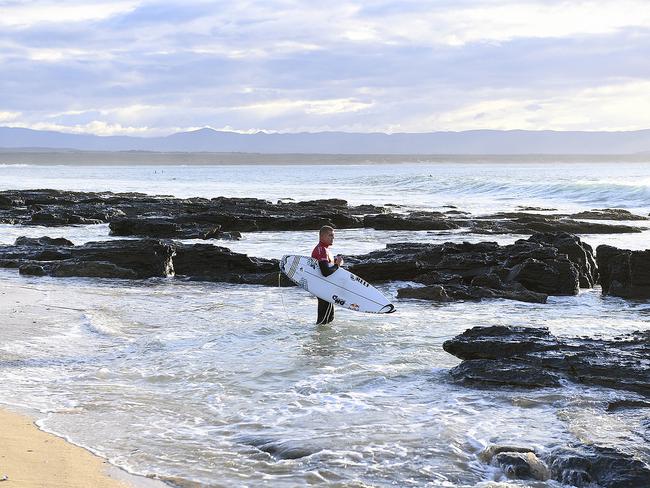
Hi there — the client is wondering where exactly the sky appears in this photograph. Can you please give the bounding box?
[1,0,650,136]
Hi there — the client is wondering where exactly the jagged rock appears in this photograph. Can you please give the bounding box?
[597,245,650,298]
[529,232,598,287]
[443,326,650,396]
[347,233,593,303]
[506,256,579,295]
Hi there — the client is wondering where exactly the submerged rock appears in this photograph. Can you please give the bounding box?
[15,236,74,247]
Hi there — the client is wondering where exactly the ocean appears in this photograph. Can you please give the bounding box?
[1,157,650,487]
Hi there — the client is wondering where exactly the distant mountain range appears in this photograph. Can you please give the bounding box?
[2,126,650,154]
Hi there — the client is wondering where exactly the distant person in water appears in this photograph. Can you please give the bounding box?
[312,225,343,324]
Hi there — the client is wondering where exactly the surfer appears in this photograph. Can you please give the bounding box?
[312,225,343,324]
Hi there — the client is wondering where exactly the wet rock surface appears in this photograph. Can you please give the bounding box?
[0,237,279,284]
[443,325,650,396]
[352,232,595,303]
[479,443,650,487]
[471,212,644,234]
[546,444,650,488]
[597,244,650,298]
[1,190,645,236]
[570,208,649,221]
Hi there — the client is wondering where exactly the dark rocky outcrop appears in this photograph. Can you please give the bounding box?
[597,245,650,298]
[1,237,281,285]
[529,232,598,287]
[0,230,601,302]
[1,190,645,237]
[350,232,594,303]
[443,325,650,396]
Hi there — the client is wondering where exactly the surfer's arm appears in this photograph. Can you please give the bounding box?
[318,260,339,277]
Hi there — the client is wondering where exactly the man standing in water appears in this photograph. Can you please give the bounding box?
[312,225,344,324]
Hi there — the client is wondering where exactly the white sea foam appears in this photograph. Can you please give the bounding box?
[1,159,650,486]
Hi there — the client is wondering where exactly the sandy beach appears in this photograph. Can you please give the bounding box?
[0,407,134,487]
[0,282,166,488]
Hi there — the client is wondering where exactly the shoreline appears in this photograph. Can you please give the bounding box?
[0,281,168,488]
[0,406,166,488]
[2,151,650,165]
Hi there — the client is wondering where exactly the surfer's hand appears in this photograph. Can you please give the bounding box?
[334,255,343,266]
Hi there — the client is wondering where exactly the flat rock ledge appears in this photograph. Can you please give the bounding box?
[0,189,645,236]
[443,325,650,396]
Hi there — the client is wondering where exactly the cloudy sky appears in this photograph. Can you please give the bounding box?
[2,0,650,135]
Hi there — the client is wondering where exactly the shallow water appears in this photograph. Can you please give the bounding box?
[1,159,650,486]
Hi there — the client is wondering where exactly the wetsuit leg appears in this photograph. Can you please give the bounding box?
[317,298,335,324]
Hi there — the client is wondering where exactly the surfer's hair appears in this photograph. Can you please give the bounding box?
[319,225,334,236]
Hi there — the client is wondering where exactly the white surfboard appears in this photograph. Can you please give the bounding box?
[280,255,395,314]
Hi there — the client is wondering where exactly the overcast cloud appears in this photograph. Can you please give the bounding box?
[1,0,650,135]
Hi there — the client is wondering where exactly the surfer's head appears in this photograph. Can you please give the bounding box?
[319,225,335,246]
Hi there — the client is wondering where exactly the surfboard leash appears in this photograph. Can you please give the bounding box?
[278,271,292,320]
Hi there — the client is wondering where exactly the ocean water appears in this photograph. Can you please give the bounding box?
[1,158,650,487]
